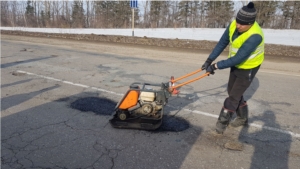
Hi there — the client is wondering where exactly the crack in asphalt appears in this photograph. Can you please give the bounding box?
[1,108,128,169]
[88,141,125,169]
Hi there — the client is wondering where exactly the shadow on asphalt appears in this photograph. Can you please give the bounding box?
[239,77,292,168]
[1,79,32,88]
[70,97,115,116]
[1,85,60,111]
[238,110,292,169]
[0,56,55,69]
[244,77,259,101]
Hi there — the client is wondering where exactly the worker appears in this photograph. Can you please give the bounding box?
[201,2,264,134]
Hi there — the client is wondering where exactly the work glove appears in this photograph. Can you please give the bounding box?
[206,63,217,75]
[201,59,213,70]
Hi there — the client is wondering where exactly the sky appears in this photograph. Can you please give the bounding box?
[1,27,299,47]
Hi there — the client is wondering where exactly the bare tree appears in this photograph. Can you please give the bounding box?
[281,1,300,29]
[178,1,191,28]
[86,0,90,28]
[206,1,234,28]
[0,0,299,29]
[141,1,150,28]
[160,1,171,27]
[254,1,279,28]
[169,1,180,28]
[198,1,208,28]
[1,1,10,26]
[190,0,200,28]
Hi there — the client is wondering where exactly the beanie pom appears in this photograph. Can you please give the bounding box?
[247,2,254,9]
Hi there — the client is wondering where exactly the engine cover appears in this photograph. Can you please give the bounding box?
[133,102,162,116]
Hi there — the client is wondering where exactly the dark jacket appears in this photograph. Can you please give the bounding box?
[208,25,263,69]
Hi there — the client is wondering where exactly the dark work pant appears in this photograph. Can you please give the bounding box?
[224,65,260,112]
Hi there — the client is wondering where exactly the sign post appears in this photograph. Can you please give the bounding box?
[130,0,138,36]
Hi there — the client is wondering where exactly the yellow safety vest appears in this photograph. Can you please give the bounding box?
[229,20,264,69]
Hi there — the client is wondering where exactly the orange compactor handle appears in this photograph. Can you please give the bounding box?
[169,69,210,94]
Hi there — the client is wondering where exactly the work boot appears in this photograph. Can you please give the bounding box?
[216,108,233,134]
[230,102,248,127]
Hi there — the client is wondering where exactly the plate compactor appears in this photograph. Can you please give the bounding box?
[109,69,210,130]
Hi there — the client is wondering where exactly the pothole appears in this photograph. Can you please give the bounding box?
[70,97,116,115]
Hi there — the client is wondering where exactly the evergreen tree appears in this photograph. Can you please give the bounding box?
[178,1,192,28]
[25,0,36,26]
[40,10,46,27]
[159,1,171,27]
[26,0,34,16]
[72,1,85,28]
[149,1,165,28]
[113,1,134,28]
[149,1,160,28]
[94,1,117,28]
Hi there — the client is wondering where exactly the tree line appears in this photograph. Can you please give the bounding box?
[1,1,299,29]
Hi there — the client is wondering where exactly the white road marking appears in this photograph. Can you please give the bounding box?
[186,109,300,138]
[16,70,300,138]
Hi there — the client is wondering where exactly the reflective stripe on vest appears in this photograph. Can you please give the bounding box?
[229,20,264,69]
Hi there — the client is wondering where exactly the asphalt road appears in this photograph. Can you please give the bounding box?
[1,36,300,169]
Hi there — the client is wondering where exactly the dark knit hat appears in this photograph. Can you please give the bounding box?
[236,2,257,25]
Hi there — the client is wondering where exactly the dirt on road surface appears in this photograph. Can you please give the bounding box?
[2,33,300,76]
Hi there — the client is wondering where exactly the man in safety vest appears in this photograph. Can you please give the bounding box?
[201,2,264,134]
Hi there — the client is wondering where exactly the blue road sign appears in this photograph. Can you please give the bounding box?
[130,0,138,8]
